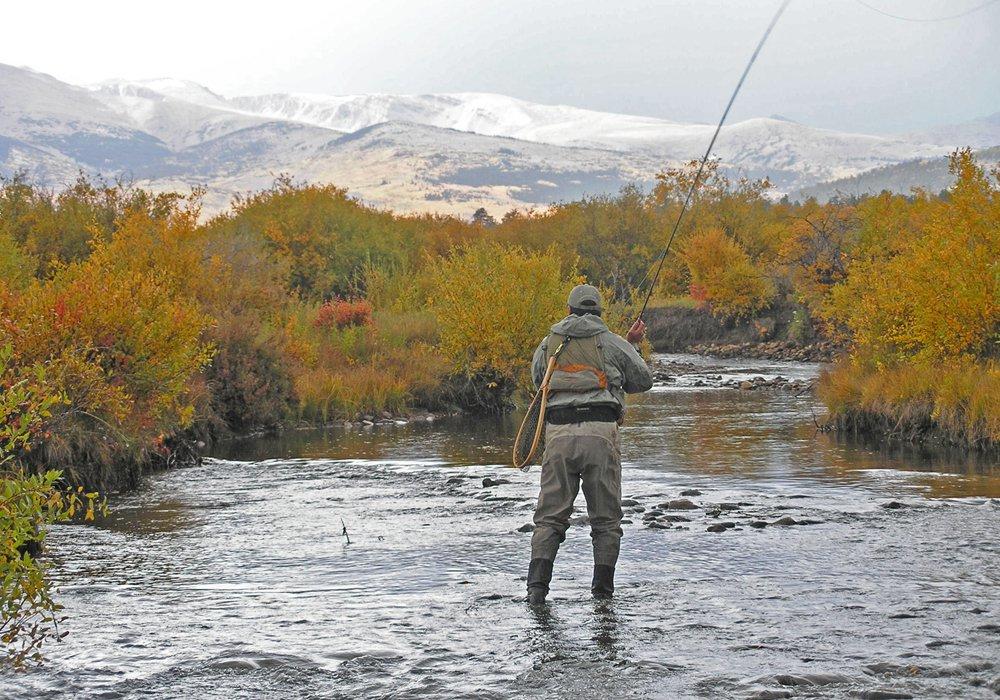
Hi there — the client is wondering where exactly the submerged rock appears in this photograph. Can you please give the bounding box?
[706,523,729,532]
[664,499,699,510]
[772,516,798,526]
[851,690,914,699]
[770,672,853,686]
[482,477,511,488]
[880,501,909,509]
[679,489,702,497]
[747,690,793,700]
[516,523,535,533]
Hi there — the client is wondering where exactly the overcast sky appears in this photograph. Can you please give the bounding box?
[5,0,998,133]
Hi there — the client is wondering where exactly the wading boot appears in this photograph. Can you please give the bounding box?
[592,565,615,599]
[526,558,553,605]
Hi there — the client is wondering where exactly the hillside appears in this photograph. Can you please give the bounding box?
[1,63,995,215]
[795,146,1000,202]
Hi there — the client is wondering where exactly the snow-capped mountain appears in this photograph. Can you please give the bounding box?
[0,63,993,215]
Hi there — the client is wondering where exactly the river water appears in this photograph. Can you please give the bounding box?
[2,354,998,699]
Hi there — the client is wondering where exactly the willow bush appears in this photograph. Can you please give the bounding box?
[0,346,104,667]
[427,242,578,412]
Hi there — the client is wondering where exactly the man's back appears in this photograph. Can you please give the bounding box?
[531,313,653,415]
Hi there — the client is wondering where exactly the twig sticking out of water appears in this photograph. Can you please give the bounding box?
[341,518,351,545]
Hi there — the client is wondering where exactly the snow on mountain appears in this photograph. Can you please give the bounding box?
[116,85,954,189]
[0,63,995,215]
[92,79,276,150]
[906,112,1000,150]
[223,91,705,151]
[0,64,172,177]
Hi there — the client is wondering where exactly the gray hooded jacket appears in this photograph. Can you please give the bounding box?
[531,314,653,412]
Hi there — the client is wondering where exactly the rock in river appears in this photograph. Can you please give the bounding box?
[664,499,699,510]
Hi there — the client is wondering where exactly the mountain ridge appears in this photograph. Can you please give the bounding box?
[1,63,996,215]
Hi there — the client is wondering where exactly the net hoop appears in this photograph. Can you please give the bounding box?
[511,356,556,469]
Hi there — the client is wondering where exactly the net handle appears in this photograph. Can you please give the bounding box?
[511,337,570,468]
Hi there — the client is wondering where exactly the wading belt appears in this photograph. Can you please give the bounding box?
[546,404,621,425]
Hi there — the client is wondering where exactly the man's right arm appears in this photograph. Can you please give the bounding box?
[612,335,653,393]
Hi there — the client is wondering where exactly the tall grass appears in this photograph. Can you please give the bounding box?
[819,358,1000,450]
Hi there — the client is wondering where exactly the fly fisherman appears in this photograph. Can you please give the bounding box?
[527,284,653,604]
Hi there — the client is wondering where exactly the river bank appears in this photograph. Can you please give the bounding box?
[5,354,997,699]
[644,304,842,362]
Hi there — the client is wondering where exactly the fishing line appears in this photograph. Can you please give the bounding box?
[855,0,999,23]
[633,0,791,324]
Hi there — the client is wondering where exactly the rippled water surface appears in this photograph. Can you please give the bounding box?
[3,355,998,699]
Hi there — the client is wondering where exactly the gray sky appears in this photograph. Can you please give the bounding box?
[6,0,998,133]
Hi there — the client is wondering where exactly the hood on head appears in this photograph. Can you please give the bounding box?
[550,314,608,338]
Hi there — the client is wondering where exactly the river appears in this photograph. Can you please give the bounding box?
[2,354,998,699]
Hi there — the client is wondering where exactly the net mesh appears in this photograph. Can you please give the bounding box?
[512,390,546,469]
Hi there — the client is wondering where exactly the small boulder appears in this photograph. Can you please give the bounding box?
[665,499,699,510]
[680,489,702,497]
[516,523,535,533]
[482,477,511,488]
[773,516,798,526]
[662,515,691,523]
[707,524,729,533]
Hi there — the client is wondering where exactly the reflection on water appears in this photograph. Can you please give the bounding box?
[215,354,999,499]
[1,354,997,699]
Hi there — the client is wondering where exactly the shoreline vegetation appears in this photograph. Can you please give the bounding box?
[0,150,996,496]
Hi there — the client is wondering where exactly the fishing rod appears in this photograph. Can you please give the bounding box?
[514,1,792,470]
[632,0,792,325]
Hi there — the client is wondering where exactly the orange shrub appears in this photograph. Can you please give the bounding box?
[314,298,373,330]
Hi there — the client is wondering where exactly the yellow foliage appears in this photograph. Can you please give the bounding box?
[682,227,776,319]
[427,243,578,384]
[825,150,1000,363]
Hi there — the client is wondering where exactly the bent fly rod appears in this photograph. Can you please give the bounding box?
[633,0,792,325]
[513,0,791,469]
